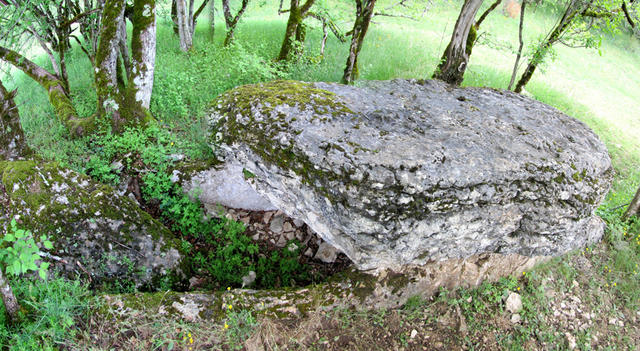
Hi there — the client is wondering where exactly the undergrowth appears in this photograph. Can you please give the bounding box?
[82,123,311,291]
[0,277,90,350]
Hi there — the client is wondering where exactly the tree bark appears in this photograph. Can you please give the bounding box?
[508,0,526,90]
[176,0,193,51]
[0,81,32,160]
[127,0,156,111]
[623,186,640,221]
[96,0,156,131]
[342,0,376,84]
[95,0,126,124]
[277,0,316,61]
[0,46,92,136]
[0,269,19,323]
[222,0,250,46]
[0,82,25,322]
[171,0,180,34]
[432,0,484,85]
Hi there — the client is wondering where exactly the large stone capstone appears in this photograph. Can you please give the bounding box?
[208,79,612,271]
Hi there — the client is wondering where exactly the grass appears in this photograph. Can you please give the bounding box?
[0,277,90,350]
[2,0,640,349]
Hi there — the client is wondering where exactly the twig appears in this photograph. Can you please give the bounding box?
[76,261,93,283]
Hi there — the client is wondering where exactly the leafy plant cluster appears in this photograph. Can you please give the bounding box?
[0,219,52,280]
[81,125,310,290]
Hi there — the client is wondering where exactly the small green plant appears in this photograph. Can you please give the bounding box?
[224,309,257,350]
[0,276,90,349]
[255,241,308,288]
[1,219,53,280]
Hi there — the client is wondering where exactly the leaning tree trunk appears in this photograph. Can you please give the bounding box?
[342,0,376,84]
[222,0,250,46]
[432,0,484,85]
[277,0,316,61]
[623,186,640,221]
[508,0,526,90]
[0,82,32,160]
[514,1,579,93]
[0,81,26,322]
[0,46,93,137]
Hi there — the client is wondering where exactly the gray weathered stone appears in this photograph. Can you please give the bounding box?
[183,163,276,211]
[314,242,339,263]
[505,292,523,313]
[209,79,612,271]
[0,160,185,288]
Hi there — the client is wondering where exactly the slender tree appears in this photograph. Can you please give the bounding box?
[508,0,526,90]
[623,186,640,221]
[172,0,211,51]
[277,0,317,61]
[0,46,92,136]
[342,0,376,84]
[514,0,635,93]
[222,0,250,46]
[0,0,100,136]
[514,0,588,92]
[432,0,484,85]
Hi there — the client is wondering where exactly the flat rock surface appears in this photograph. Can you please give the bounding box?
[209,79,612,270]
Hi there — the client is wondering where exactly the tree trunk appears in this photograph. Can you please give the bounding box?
[96,0,156,132]
[0,82,25,322]
[278,0,302,61]
[0,46,93,137]
[171,0,180,34]
[514,0,581,93]
[623,186,640,221]
[0,269,19,323]
[342,0,376,85]
[127,0,156,111]
[508,0,526,90]
[277,0,315,61]
[0,82,32,160]
[176,0,193,51]
[222,0,250,46]
[432,0,484,85]
[96,0,126,124]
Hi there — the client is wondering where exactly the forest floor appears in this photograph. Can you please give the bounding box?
[71,238,640,350]
[2,1,640,350]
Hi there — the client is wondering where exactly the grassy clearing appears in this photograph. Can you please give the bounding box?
[2,0,640,349]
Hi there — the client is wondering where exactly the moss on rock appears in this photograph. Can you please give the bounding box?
[0,160,185,290]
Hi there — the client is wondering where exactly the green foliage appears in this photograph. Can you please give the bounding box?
[78,123,310,290]
[224,309,257,350]
[191,218,258,286]
[1,220,52,280]
[0,277,90,350]
[255,241,308,288]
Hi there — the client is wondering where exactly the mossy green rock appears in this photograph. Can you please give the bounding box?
[0,160,183,289]
[209,79,613,271]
